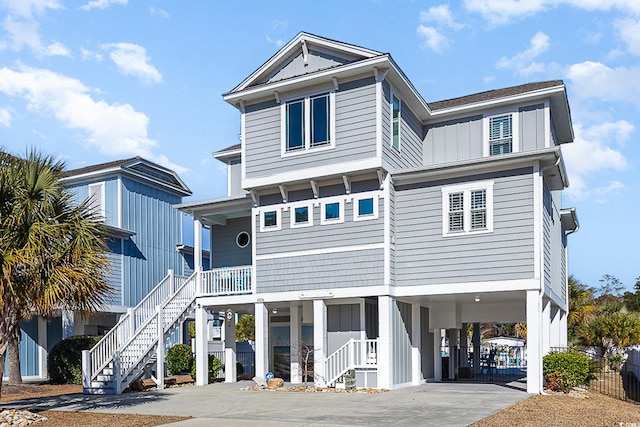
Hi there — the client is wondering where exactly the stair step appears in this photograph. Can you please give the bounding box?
[83,387,116,395]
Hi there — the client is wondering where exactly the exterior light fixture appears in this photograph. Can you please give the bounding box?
[474,296,480,303]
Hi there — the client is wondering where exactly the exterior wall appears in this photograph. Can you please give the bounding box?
[244,77,377,181]
[263,50,350,85]
[424,103,547,165]
[67,177,119,227]
[382,81,423,170]
[420,306,434,379]
[4,318,40,377]
[210,217,252,268]
[229,160,244,197]
[391,300,412,385]
[105,238,123,306]
[544,185,567,305]
[327,303,361,354]
[255,185,384,293]
[121,177,184,306]
[394,168,535,286]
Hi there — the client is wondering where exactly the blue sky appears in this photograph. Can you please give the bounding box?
[0,1,638,291]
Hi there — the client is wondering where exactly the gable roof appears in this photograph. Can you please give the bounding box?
[63,157,192,196]
[229,32,382,94]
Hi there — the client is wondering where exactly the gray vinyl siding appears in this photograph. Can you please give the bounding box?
[394,168,535,285]
[229,161,244,197]
[256,249,383,293]
[392,300,412,385]
[257,194,384,255]
[545,188,566,304]
[382,81,423,170]
[389,182,396,284]
[244,78,377,181]
[543,184,552,291]
[263,50,350,85]
[210,217,252,268]
[424,115,483,165]
[519,104,546,151]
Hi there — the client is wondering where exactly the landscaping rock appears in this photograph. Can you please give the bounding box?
[0,409,47,426]
[267,378,284,388]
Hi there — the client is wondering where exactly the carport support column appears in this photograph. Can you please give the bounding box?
[195,304,208,386]
[549,305,561,349]
[433,329,442,382]
[541,298,551,356]
[255,302,269,379]
[526,290,543,394]
[460,323,469,368]
[447,329,458,380]
[411,303,422,385]
[290,304,302,384]
[313,299,327,388]
[472,323,481,374]
[559,310,568,347]
[225,312,237,383]
[378,296,393,389]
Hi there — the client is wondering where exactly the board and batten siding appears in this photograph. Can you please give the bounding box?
[391,300,412,385]
[210,217,252,268]
[244,78,377,181]
[67,177,119,227]
[394,169,535,286]
[4,319,40,377]
[255,194,384,293]
[121,177,184,306]
[382,81,423,170]
[424,103,547,165]
[105,238,123,306]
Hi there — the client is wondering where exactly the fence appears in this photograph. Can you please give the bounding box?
[441,345,527,383]
[550,347,640,404]
[208,351,255,380]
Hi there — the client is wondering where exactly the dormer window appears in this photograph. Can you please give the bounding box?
[88,182,105,221]
[484,110,519,157]
[282,91,335,156]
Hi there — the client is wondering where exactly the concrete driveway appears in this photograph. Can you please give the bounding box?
[6,381,528,426]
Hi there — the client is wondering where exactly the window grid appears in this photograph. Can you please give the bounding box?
[448,192,464,232]
[392,94,401,150]
[489,114,512,155]
[470,189,487,230]
[284,92,332,154]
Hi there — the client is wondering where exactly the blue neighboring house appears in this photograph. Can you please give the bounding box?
[5,157,191,381]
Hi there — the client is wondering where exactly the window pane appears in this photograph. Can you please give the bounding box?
[311,94,329,147]
[490,115,512,140]
[471,211,486,229]
[470,189,486,229]
[449,212,464,231]
[392,95,400,150]
[264,211,277,227]
[286,100,304,151]
[490,140,512,155]
[325,202,340,220]
[358,198,374,216]
[471,190,486,209]
[294,206,309,223]
[448,192,464,232]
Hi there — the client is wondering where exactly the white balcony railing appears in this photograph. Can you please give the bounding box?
[200,265,252,296]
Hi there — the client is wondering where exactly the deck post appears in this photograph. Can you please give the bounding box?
[526,289,543,393]
[156,306,165,390]
[313,299,327,388]
[81,350,91,390]
[255,301,269,379]
[224,310,237,383]
[290,303,302,384]
[411,303,422,385]
[195,304,208,386]
[378,295,392,389]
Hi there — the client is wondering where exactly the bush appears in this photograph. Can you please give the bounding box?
[166,344,193,375]
[543,351,592,392]
[191,354,222,383]
[48,335,101,384]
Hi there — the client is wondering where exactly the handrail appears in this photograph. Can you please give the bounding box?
[325,339,378,387]
[200,266,252,295]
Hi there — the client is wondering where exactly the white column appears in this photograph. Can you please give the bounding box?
[156,306,165,389]
[411,303,422,385]
[37,317,48,379]
[313,299,327,388]
[559,310,568,347]
[290,304,301,384]
[472,323,481,374]
[541,298,551,356]
[433,329,442,382]
[526,290,543,394]
[224,311,237,383]
[549,305,561,349]
[195,305,208,386]
[62,310,74,339]
[254,302,269,379]
[378,296,392,389]
[194,217,203,273]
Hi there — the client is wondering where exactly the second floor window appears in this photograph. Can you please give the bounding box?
[442,181,494,237]
[283,92,334,155]
[488,113,513,155]
[392,93,401,151]
[88,182,105,221]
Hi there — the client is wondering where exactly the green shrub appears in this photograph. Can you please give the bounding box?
[543,351,592,391]
[166,344,193,374]
[48,335,101,384]
[190,354,222,383]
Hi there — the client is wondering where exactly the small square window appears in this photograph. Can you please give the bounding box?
[358,198,374,216]
[260,208,281,232]
[295,206,309,223]
[325,202,340,220]
[353,195,379,222]
[290,203,313,228]
[264,211,277,227]
[321,199,344,225]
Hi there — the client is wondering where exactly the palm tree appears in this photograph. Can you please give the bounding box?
[567,275,597,342]
[0,149,112,390]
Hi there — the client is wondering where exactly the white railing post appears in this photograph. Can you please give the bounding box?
[196,270,202,296]
[113,351,121,394]
[127,307,135,337]
[156,306,165,390]
[168,269,175,295]
[82,350,91,389]
[349,339,355,369]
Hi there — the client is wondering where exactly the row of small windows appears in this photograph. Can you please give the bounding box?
[260,196,378,232]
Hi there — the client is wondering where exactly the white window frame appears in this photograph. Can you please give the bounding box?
[289,201,314,229]
[259,206,282,232]
[88,182,105,221]
[390,88,401,152]
[441,180,494,237]
[281,89,336,157]
[353,193,379,222]
[483,109,519,157]
[320,197,345,225]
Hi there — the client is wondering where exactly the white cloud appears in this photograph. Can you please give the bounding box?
[615,18,640,55]
[420,5,464,30]
[149,7,169,19]
[272,20,288,29]
[593,181,625,204]
[0,65,183,172]
[80,47,102,61]
[483,75,495,84]
[417,25,449,53]
[465,0,640,26]
[563,122,631,201]
[80,0,127,11]
[496,31,549,76]
[102,42,162,84]
[0,107,10,127]
[567,61,640,106]
[0,0,63,19]
[266,36,284,48]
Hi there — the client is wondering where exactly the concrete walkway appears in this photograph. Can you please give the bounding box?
[5,381,529,426]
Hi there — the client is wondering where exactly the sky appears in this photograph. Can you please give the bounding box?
[0,0,638,291]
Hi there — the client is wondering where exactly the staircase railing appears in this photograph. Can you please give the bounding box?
[325,339,378,388]
[200,266,252,295]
